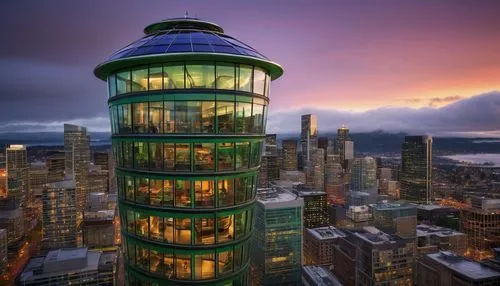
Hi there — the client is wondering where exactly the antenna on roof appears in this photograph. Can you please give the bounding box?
[184,11,189,18]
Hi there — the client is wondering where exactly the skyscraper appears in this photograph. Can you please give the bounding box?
[95,17,283,285]
[325,155,345,205]
[6,144,28,207]
[42,180,77,249]
[305,147,325,191]
[294,186,329,228]
[281,139,298,171]
[350,156,377,193]
[334,125,353,171]
[258,134,279,187]
[251,188,303,285]
[301,114,318,168]
[400,135,432,203]
[64,124,90,223]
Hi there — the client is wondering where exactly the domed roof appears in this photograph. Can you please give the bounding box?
[94,17,283,80]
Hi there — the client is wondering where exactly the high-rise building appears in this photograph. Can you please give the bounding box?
[303,226,345,266]
[294,186,328,228]
[417,205,460,230]
[94,151,111,171]
[350,156,377,193]
[331,231,357,285]
[334,126,353,171]
[417,251,500,286]
[64,124,90,224]
[251,188,303,285]
[325,155,345,205]
[281,139,298,171]
[416,224,467,256]
[301,114,318,168]
[317,136,329,160]
[372,202,417,238]
[6,144,28,207]
[42,180,77,249]
[355,227,415,285]
[305,148,325,191]
[19,248,116,285]
[461,196,500,261]
[400,135,432,203]
[95,16,283,285]
[0,168,6,198]
[28,162,48,202]
[46,152,65,183]
[83,193,116,249]
[0,229,6,274]
[258,134,279,187]
[0,197,25,247]
[88,167,109,194]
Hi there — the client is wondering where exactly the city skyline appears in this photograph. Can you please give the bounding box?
[1,1,500,136]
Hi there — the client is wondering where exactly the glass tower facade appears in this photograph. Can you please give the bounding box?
[94,17,283,285]
[400,135,432,203]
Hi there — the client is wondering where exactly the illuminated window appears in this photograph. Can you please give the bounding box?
[217,215,234,243]
[194,217,215,245]
[218,250,233,275]
[216,63,235,90]
[163,180,174,206]
[195,180,215,208]
[149,179,163,206]
[175,144,191,171]
[148,102,163,134]
[218,143,234,171]
[164,64,185,89]
[218,179,234,207]
[217,102,234,134]
[132,68,148,92]
[175,218,192,245]
[116,71,131,94]
[253,67,266,95]
[238,65,252,92]
[149,142,163,170]
[149,65,163,90]
[133,103,148,133]
[195,253,215,280]
[175,180,191,207]
[175,255,192,279]
[185,64,215,88]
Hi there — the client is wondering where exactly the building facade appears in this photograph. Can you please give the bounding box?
[6,145,28,208]
[372,202,417,239]
[281,139,298,171]
[295,187,329,229]
[300,114,318,169]
[0,229,7,273]
[305,148,325,191]
[303,226,345,267]
[46,153,65,183]
[258,134,279,187]
[95,17,283,285]
[251,188,303,285]
[400,135,432,203]
[350,156,377,193]
[0,197,25,247]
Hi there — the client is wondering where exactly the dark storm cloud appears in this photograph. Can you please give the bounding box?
[267,92,500,135]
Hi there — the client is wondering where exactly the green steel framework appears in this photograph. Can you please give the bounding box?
[94,17,283,286]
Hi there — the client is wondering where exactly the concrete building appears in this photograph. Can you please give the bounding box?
[302,265,343,286]
[400,135,432,203]
[416,224,467,256]
[346,205,372,228]
[0,229,7,273]
[417,251,500,286]
[294,186,328,228]
[328,204,346,227]
[350,156,377,193]
[251,188,303,285]
[346,190,378,207]
[18,247,115,285]
[324,155,345,205]
[417,204,460,230]
[355,227,414,285]
[0,197,25,247]
[304,226,345,266]
[82,193,117,249]
[88,167,109,194]
[305,148,325,191]
[334,125,353,172]
[281,139,298,171]
[6,145,28,208]
[46,153,65,183]
[42,180,77,249]
[372,202,417,238]
[461,196,500,261]
[332,231,357,285]
[258,134,280,187]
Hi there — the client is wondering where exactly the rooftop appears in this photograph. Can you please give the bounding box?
[307,226,346,240]
[373,202,416,211]
[417,204,456,211]
[302,265,343,286]
[45,179,76,190]
[416,224,465,238]
[7,144,26,150]
[427,251,500,280]
[355,226,400,245]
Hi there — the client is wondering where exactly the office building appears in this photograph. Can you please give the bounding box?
[46,153,65,183]
[258,134,280,187]
[346,205,373,228]
[95,16,283,285]
[251,188,303,285]
[350,156,377,193]
[332,231,357,285]
[29,162,48,201]
[325,155,345,205]
[317,137,329,160]
[417,204,460,230]
[303,226,345,266]
[400,135,432,203]
[88,167,109,194]
[334,125,353,171]
[346,190,378,207]
[281,139,298,171]
[461,196,500,261]
[416,224,467,256]
[417,251,500,286]
[305,147,325,191]
[372,202,417,238]
[19,247,115,285]
[301,114,318,168]
[64,124,91,224]
[6,145,28,208]
[0,229,7,273]
[42,180,77,249]
[94,151,111,171]
[294,186,329,228]
[0,197,25,247]
[355,227,414,285]
[83,193,117,249]
[328,204,346,227]
[302,265,342,286]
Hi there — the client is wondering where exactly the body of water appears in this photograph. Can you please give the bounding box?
[441,153,500,167]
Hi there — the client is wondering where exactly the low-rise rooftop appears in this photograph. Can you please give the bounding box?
[416,224,465,238]
[307,226,345,240]
[302,265,342,286]
[427,251,500,280]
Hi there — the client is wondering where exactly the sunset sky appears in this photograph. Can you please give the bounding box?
[1,0,499,135]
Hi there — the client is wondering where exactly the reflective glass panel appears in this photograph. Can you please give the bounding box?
[218,179,234,207]
[150,216,163,241]
[218,143,234,171]
[175,143,191,171]
[149,142,162,170]
[194,217,215,245]
[250,141,262,167]
[164,218,174,243]
[235,142,249,169]
[148,102,162,133]
[119,104,132,134]
[217,101,234,134]
[123,141,133,168]
[133,103,148,133]
[175,255,191,279]
[116,71,131,94]
[149,65,163,90]
[135,212,149,238]
[201,102,215,133]
[108,75,116,97]
[135,177,149,204]
[194,143,214,171]
[132,68,148,92]
[216,63,235,90]
[164,64,184,89]
[136,246,149,271]
[253,67,266,95]
[234,177,247,204]
[150,250,163,274]
[238,65,252,92]
[126,210,134,233]
[252,103,264,133]
[185,64,215,88]
[164,101,175,133]
[150,179,163,206]
[234,211,246,239]
[163,180,174,206]
[195,180,214,208]
[163,143,175,171]
[217,215,234,243]
[218,250,233,275]
[125,175,134,201]
[175,180,191,207]
[134,142,148,169]
[175,218,191,245]
[235,102,252,133]
[195,253,215,280]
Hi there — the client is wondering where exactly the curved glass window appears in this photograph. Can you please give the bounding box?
[194,143,215,171]
[218,143,234,171]
[216,63,235,90]
[132,68,148,92]
[235,142,249,170]
[252,103,264,134]
[217,215,234,243]
[217,101,235,134]
[250,141,262,168]
[195,253,215,280]
[218,179,234,207]
[175,144,191,171]
[186,64,215,88]
[150,179,163,206]
[194,217,215,245]
[175,180,191,208]
[148,102,163,134]
[163,101,175,133]
[201,102,215,133]
[134,142,148,169]
[175,218,191,245]
[108,62,270,97]
[235,102,252,133]
[149,142,162,170]
[195,180,215,208]
[163,143,175,171]
[133,103,148,133]
[135,177,149,205]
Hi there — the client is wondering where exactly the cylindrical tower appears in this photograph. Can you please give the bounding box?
[94,17,283,285]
